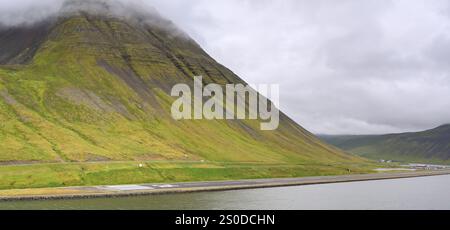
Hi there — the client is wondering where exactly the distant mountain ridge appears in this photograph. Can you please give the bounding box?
[319,125,450,164]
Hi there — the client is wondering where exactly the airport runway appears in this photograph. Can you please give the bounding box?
[2,169,450,201]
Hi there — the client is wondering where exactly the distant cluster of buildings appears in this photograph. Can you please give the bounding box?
[379,159,450,170]
[405,164,450,170]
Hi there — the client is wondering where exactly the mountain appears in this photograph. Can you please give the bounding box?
[319,125,450,164]
[0,1,369,189]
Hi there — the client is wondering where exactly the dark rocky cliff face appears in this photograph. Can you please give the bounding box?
[0,21,55,65]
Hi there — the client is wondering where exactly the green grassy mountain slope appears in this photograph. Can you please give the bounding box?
[319,125,450,164]
[0,2,371,189]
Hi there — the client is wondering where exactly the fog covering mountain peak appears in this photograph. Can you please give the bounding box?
[0,0,184,37]
[0,0,191,65]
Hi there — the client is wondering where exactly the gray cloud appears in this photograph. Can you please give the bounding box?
[0,0,62,26]
[1,0,449,134]
[147,0,450,134]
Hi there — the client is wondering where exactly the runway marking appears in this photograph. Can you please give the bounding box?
[103,185,153,191]
[153,184,176,188]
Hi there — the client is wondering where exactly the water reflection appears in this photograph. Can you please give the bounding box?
[1,174,450,210]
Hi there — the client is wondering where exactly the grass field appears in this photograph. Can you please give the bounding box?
[0,161,377,190]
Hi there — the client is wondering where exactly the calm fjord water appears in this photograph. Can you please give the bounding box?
[1,174,450,210]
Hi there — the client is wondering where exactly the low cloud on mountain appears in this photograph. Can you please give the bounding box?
[1,0,449,134]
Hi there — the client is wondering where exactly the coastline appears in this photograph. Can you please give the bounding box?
[1,169,450,202]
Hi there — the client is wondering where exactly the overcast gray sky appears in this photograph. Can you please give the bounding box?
[1,0,450,135]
